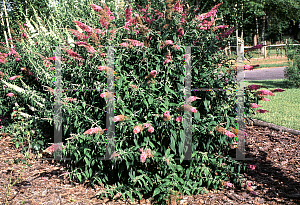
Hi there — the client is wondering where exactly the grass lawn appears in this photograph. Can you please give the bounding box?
[243,79,300,131]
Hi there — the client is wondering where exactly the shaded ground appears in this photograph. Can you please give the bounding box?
[0,122,299,204]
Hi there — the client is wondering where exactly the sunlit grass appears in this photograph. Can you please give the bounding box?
[243,79,300,131]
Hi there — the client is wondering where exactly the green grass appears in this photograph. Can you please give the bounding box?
[254,62,289,69]
[243,79,300,131]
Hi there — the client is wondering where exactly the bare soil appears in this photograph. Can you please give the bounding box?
[0,122,299,205]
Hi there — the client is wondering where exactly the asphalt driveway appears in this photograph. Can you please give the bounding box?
[243,67,288,81]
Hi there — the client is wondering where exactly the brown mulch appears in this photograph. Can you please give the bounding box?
[0,122,300,205]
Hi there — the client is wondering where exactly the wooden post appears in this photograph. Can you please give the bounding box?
[264,41,267,58]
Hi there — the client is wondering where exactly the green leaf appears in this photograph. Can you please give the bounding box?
[143,98,148,109]
[204,98,210,112]
[153,187,161,197]
[148,96,153,104]
[127,191,134,203]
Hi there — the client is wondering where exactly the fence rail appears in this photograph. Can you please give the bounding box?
[225,41,300,59]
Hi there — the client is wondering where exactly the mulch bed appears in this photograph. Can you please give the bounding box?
[0,122,299,205]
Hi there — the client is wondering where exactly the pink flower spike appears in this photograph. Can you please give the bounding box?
[100,92,106,98]
[178,27,184,35]
[143,123,151,128]
[249,103,262,108]
[89,4,103,12]
[120,42,129,47]
[226,182,233,188]
[174,1,183,13]
[113,116,120,122]
[262,98,270,101]
[98,66,106,71]
[6,93,15,97]
[163,111,170,117]
[256,109,269,113]
[9,75,19,80]
[248,164,257,170]
[150,70,157,76]
[271,88,286,92]
[225,130,236,138]
[257,90,275,96]
[148,127,154,133]
[165,40,174,45]
[187,96,200,102]
[140,152,147,163]
[16,58,21,61]
[130,84,137,89]
[190,107,197,113]
[133,125,142,134]
[176,116,183,122]
[248,84,267,91]
[244,65,254,70]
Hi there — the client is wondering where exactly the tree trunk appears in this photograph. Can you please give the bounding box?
[261,15,266,53]
[253,34,257,46]
[255,17,259,46]
[0,11,9,48]
[2,0,13,48]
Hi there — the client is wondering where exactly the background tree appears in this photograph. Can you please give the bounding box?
[0,0,55,44]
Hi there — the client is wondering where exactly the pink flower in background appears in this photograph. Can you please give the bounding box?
[7,93,14,97]
[0,126,3,129]
[48,67,55,71]
[226,182,233,188]
[83,127,107,135]
[257,90,275,96]
[256,109,269,113]
[165,40,174,45]
[271,88,286,92]
[100,92,106,98]
[248,164,256,170]
[248,84,267,91]
[262,98,270,101]
[174,1,183,13]
[176,116,183,122]
[148,127,154,133]
[249,103,262,108]
[15,58,20,61]
[200,27,208,30]
[190,107,197,113]
[225,130,236,138]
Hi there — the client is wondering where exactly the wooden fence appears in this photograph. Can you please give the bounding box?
[225,40,300,59]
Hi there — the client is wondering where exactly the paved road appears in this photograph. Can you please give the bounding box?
[242,67,288,81]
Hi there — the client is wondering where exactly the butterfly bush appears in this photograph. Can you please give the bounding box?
[0,0,265,203]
